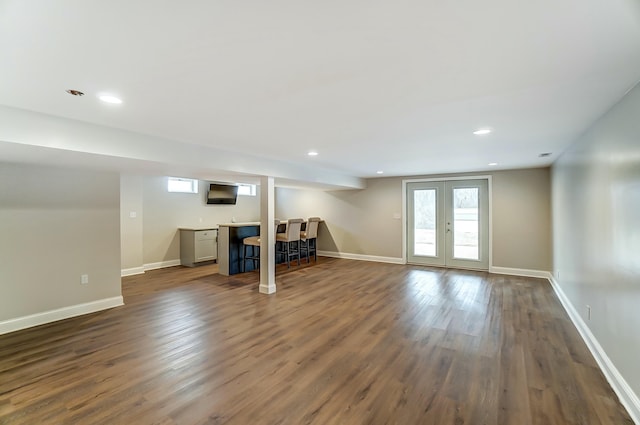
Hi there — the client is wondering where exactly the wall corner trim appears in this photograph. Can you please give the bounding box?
[489,266,550,279]
[0,296,124,336]
[547,274,640,424]
[318,251,404,265]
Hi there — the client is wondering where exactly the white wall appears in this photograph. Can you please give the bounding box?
[0,163,122,330]
[276,167,551,271]
[552,82,640,414]
[119,176,261,269]
[120,175,144,272]
[0,105,365,190]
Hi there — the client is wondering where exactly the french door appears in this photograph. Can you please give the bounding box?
[407,179,489,270]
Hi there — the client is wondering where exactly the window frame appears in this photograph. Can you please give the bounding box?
[236,183,256,197]
[167,177,199,194]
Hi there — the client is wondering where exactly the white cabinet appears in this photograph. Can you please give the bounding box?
[196,230,217,262]
[180,228,218,267]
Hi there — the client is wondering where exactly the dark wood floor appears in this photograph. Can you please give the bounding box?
[0,258,633,424]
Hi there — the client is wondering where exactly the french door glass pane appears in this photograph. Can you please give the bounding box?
[413,189,436,256]
[453,188,479,260]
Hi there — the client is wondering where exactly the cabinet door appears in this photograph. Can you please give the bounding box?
[194,230,217,261]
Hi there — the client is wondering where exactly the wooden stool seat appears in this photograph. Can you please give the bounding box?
[242,236,261,272]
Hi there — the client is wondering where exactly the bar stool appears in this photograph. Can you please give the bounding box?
[276,218,303,268]
[300,217,321,263]
[242,220,280,272]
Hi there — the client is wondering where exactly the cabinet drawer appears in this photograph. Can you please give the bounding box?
[196,230,216,241]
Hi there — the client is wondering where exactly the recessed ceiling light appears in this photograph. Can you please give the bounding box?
[473,128,492,135]
[307,151,318,156]
[98,94,123,104]
[66,89,84,96]
[488,162,498,166]
[376,171,384,174]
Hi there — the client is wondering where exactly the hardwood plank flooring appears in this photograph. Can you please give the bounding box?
[0,259,633,424]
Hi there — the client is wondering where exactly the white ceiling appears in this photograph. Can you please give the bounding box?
[1,0,640,185]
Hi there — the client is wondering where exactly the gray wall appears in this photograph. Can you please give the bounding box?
[0,163,122,321]
[277,178,403,258]
[276,167,551,270]
[552,83,640,398]
[492,168,551,270]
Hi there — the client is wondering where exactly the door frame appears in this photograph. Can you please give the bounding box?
[401,175,493,269]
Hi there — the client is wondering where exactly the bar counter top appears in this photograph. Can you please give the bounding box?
[217,222,260,227]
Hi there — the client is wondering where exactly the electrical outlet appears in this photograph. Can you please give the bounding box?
[81,274,89,285]
[586,305,591,320]
[129,211,137,218]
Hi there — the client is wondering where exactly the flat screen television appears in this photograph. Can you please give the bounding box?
[207,183,238,205]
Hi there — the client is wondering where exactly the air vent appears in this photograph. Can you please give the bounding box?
[66,89,85,96]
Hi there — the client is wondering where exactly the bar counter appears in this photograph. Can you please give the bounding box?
[217,221,314,276]
[217,222,260,276]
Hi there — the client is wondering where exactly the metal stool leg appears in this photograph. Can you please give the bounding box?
[286,242,291,268]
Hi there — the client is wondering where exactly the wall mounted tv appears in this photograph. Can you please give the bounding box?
[207,183,238,205]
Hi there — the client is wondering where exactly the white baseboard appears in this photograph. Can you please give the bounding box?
[319,256,551,274]
[489,266,551,279]
[121,260,182,276]
[121,266,145,277]
[548,275,640,424]
[144,259,181,271]
[0,296,124,336]
[318,251,404,265]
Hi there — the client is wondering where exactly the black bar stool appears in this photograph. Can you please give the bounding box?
[242,219,280,272]
[300,217,321,263]
[276,218,303,268]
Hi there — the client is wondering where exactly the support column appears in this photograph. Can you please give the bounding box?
[259,176,276,294]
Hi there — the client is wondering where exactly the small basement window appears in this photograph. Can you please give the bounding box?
[168,177,198,193]
[237,183,256,196]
